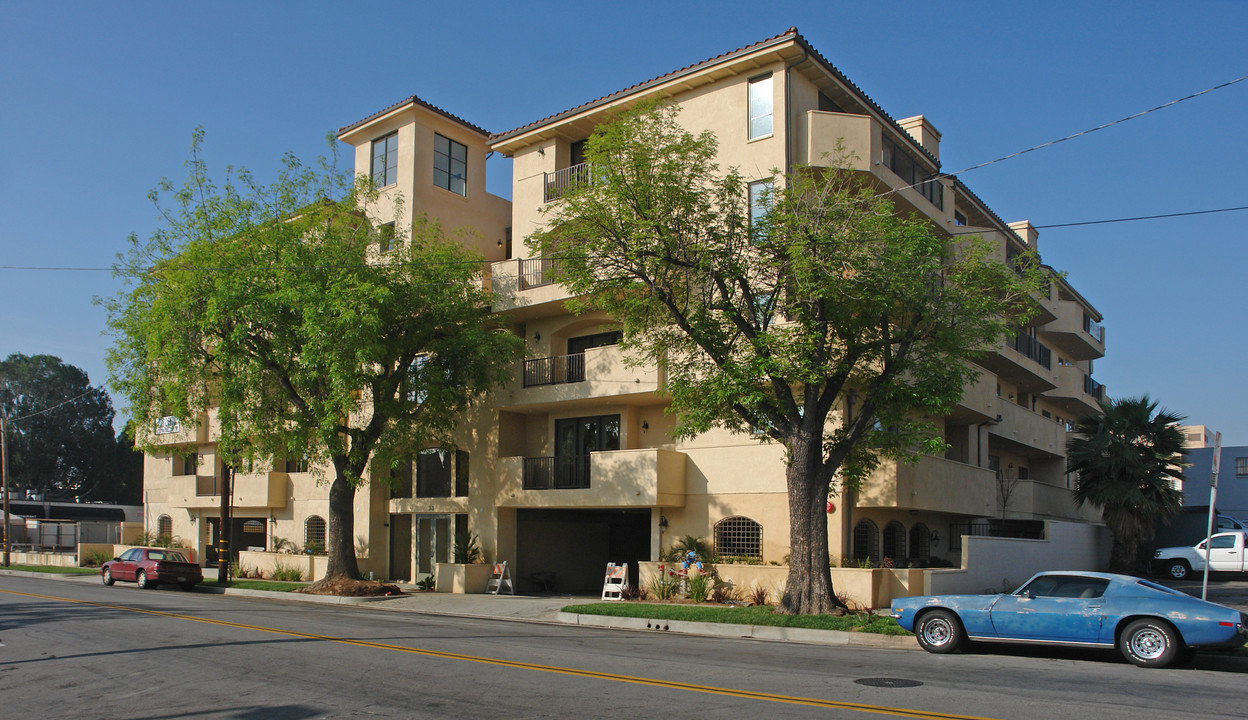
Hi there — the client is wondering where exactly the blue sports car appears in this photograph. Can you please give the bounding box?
[890,571,1247,667]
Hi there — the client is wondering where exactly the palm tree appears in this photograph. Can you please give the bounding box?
[1067,395,1185,572]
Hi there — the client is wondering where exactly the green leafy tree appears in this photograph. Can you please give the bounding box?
[0,353,136,501]
[529,104,1044,614]
[103,131,521,586]
[1067,395,1185,572]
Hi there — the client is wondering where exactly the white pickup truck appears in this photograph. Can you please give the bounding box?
[1154,531,1248,580]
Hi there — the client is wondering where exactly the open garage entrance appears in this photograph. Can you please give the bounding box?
[515,509,650,594]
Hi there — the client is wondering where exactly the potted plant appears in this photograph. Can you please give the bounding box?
[434,534,491,593]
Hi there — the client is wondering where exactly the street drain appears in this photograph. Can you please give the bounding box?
[854,678,923,688]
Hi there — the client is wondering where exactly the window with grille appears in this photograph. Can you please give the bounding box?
[242,520,265,534]
[882,521,907,560]
[1236,457,1248,477]
[852,519,879,562]
[157,515,172,541]
[909,523,931,559]
[714,516,762,559]
[304,516,326,550]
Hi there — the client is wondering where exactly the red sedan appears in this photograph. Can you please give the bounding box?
[101,547,202,591]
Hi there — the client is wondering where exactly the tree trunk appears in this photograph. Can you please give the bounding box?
[1105,507,1140,574]
[778,431,845,615]
[322,471,361,581]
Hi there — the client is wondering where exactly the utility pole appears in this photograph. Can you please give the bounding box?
[2,412,11,568]
[217,464,232,582]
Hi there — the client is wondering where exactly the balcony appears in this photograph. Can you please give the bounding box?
[490,257,576,318]
[990,398,1066,458]
[1047,365,1107,418]
[794,110,947,223]
[166,471,289,510]
[974,332,1057,393]
[499,345,662,410]
[857,455,997,516]
[1039,300,1106,360]
[543,162,591,203]
[498,448,687,508]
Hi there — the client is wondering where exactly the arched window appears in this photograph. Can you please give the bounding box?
[882,521,907,561]
[909,523,931,560]
[304,515,327,552]
[242,519,265,534]
[714,516,762,560]
[852,519,879,563]
[157,515,172,542]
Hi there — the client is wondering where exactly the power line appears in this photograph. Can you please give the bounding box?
[1032,205,1248,230]
[6,389,99,424]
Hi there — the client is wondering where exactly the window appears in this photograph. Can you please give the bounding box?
[748,74,773,140]
[714,516,762,559]
[120,548,142,562]
[377,222,395,253]
[242,519,265,534]
[954,210,967,226]
[304,516,326,550]
[404,355,428,404]
[455,450,470,497]
[434,133,467,195]
[416,448,453,498]
[390,458,413,499]
[749,179,773,244]
[174,452,197,476]
[1236,457,1248,477]
[285,454,309,473]
[817,91,845,113]
[371,132,398,188]
[909,523,931,559]
[1017,575,1108,599]
[852,519,879,562]
[157,515,172,541]
[882,521,907,560]
[880,134,942,210]
[1210,535,1236,550]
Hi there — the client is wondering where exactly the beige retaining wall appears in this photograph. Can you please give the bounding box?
[637,562,925,610]
[237,551,327,582]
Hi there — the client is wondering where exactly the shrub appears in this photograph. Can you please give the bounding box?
[649,565,682,600]
[416,575,436,591]
[709,582,740,604]
[663,535,719,563]
[749,584,770,606]
[272,537,297,554]
[85,550,112,567]
[303,541,325,556]
[453,533,483,564]
[271,561,304,582]
[686,572,713,603]
[622,583,650,601]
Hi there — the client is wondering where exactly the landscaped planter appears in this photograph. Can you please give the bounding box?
[434,563,492,593]
[638,562,926,610]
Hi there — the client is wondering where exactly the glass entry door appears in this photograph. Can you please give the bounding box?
[553,414,620,489]
[414,514,452,582]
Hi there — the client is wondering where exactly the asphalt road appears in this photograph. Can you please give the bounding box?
[1,574,1245,719]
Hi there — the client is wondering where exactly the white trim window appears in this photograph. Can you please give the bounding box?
[748,74,773,140]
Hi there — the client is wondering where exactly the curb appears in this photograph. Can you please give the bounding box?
[557,611,918,650]
[198,584,403,605]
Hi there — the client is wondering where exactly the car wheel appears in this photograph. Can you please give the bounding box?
[136,570,153,590]
[1167,561,1190,580]
[1119,618,1180,668]
[915,609,965,654]
[102,568,115,586]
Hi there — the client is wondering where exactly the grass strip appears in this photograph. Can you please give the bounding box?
[562,602,912,635]
[4,564,100,575]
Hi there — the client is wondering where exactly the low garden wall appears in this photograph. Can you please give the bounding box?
[637,562,924,610]
[237,551,327,582]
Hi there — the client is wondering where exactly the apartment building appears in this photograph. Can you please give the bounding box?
[141,28,1107,592]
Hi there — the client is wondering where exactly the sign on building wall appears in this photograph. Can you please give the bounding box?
[154,416,183,435]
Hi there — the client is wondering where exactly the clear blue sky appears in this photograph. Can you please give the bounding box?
[2,1,1246,442]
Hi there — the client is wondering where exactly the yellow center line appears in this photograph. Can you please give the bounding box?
[1,588,999,720]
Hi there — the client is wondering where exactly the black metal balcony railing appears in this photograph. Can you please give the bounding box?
[1083,375,1105,400]
[523,456,591,490]
[1083,314,1105,343]
[518,257,560,290]
[1008,331,1052,369]
[543,162,591,203]
[196,475,224,497]
[523,354,586,387]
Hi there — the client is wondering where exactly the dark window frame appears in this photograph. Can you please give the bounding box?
[371,132,398,188]
[433,133,467,196]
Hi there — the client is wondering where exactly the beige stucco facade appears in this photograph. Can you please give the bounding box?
[141,29,1108,598]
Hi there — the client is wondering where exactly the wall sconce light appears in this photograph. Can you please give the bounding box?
[659,515,668,528]
[497,239,503,248]
[533,332,541,341]
[642,421,649,432]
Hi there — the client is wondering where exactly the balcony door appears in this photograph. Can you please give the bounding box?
[565,331,621,382]
[553,414,620,488]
